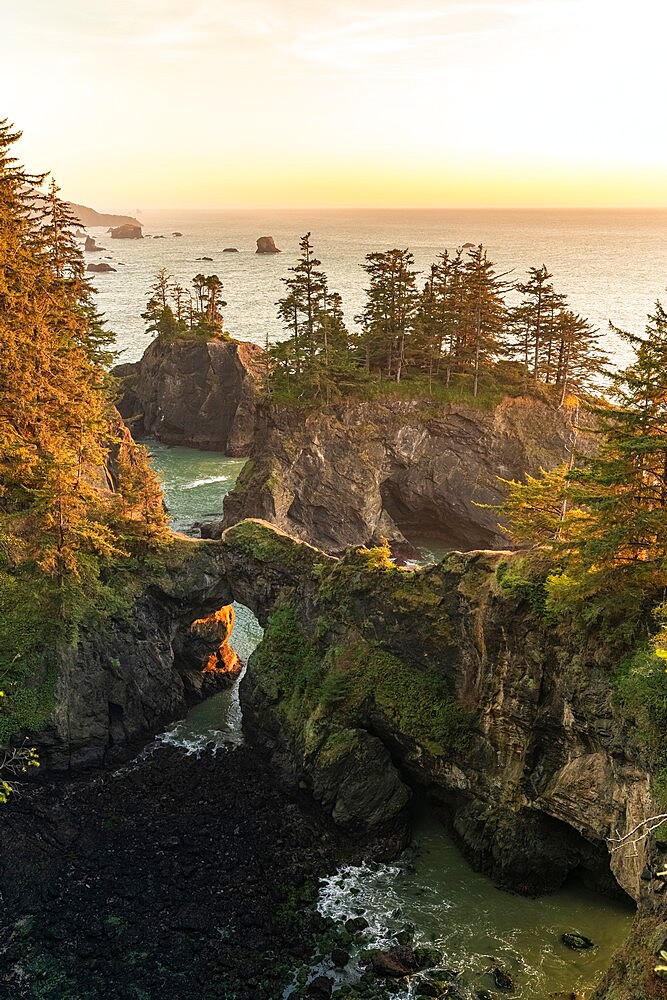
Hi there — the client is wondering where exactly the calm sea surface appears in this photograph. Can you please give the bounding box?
[90,208,667,366]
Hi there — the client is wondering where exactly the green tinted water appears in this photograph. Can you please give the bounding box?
[146,440,245,534]
[318,802,633,998]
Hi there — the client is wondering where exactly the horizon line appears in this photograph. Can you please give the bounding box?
[113,204,667,214]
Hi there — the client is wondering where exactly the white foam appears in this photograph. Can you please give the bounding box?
[182,475,230,489]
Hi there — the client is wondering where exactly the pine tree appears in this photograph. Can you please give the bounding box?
[0,120,168,608]
[566,302,667,587]
[272,234,352,402]
[356,249,418,381]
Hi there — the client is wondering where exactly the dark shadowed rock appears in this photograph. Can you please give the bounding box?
[306,976,334,998]
[84,235,103,252]
[87,261,116,272]
[113,336,264,454]
[224,247,239,252]
[109,223,143,239]
[256,235,281,254]
[172,231,183,236]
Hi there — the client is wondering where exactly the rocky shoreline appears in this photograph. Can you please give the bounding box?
[0,741,352,1000]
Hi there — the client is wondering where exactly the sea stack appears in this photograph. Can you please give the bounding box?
[109,223,143,239]
[256,235,281,254]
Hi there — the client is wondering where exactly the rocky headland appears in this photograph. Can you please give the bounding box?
[66,203,142,229]
[217,518,666,1000]
[2,508,665,998]
[114,336,264,454]
[222,393,592,554]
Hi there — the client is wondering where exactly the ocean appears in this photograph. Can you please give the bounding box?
[88,208,667,367]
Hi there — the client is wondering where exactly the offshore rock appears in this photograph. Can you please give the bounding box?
[87,261,116,272]
[113,336,264,454]
[222,394,593,553]
[109,223,143,239]
[256,235,281,253]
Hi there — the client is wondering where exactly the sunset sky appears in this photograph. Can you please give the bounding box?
[3,0,665,210]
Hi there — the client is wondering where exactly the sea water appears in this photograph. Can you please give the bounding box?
[91,208,667,367]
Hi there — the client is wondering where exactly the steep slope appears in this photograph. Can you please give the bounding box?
[222,394,592,553]
[114,336,264,454]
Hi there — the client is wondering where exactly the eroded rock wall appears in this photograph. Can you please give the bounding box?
[114,336,264,454]
[222,394,593,552]
[36,540,232,769]
[217,520,655,906]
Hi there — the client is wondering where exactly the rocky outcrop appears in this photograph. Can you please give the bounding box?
[216,520,655,902]
[114,336,264,454]
[222,394,593,554]
[84,235,103,251]
[37,539,232,769]
[109,223,143,239]
[256,236,281,253]
[87,261,116,272]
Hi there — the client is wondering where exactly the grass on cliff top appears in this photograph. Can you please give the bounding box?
[267,361,561,414]
[252,599,475,760]
[223,518,327,574]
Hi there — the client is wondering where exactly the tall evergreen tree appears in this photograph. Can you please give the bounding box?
[356,249,418,382]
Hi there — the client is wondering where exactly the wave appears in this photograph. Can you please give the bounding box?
[182,474,230,489]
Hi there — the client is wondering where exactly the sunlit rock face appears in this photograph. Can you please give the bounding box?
[222,394,596,555]
[191,604,241,676]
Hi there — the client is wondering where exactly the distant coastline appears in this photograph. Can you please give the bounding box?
[68,201,141,229]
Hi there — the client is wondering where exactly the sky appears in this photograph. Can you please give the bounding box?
[2,0,666,209]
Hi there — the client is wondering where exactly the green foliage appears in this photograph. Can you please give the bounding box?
[614,645,667,759]
[254,593,473,761]
[142,267,229,342]
[496,557,553,620]
[0,121,172,748]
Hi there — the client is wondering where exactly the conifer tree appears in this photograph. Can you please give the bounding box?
[565,302,667,590]
[356,249,418,381]
[0,119,168,613]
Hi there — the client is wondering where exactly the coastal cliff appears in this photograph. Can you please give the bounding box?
[215,519,666,999]
[222,393,592,553]
[31,539,233,769]
[114,336,264,454]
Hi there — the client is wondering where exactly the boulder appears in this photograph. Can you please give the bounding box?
[492,967,515,992]
[87,262,116,273]
[256,235,281,254]
[84,235,103,252]
[561,932,594,950]
[223,248,239,253]
[172,232,183,236]
[109,223,143,239]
